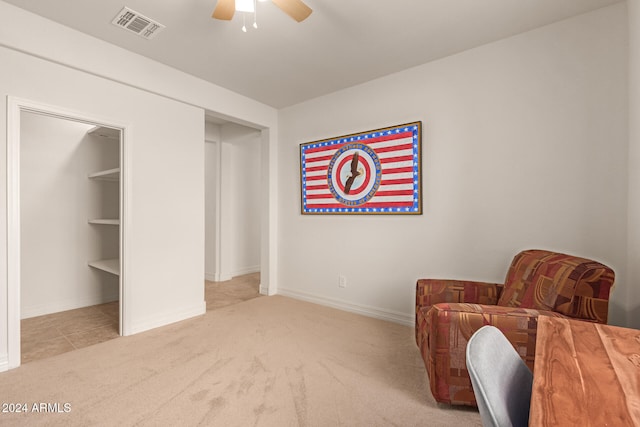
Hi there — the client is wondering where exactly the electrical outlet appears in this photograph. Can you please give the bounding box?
[338,275,347,288]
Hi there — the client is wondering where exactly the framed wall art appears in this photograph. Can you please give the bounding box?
[300,121,422,215]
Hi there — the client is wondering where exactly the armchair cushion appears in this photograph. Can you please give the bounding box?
[497,249,614,323]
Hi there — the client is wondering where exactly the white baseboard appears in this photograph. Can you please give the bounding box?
[21,292,120,319]
[129,301,206,335]
[0,354,8,372]
[231,265,260,277]
[277,288,414,326]
[205,272,231,282]
[259,283,273,296]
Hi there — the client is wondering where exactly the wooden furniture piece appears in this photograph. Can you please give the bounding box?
[530,316,640,426]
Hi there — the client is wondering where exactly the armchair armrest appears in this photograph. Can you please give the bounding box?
[415,279,502,347]
[416,279,503,310]
[422,303,566,405]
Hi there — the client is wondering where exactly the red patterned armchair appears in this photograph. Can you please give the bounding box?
[415,249,615,406]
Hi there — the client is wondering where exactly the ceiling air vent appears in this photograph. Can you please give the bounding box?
[112,7,165,40]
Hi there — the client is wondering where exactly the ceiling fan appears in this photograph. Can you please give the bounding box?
[212,0,312,23]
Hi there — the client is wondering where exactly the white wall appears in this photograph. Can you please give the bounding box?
[204,140,219,280]
[204,120,221,281]
[20,113,119,317]
[628,0,640,329]
[278,4,629,326]
[223,125,262,278]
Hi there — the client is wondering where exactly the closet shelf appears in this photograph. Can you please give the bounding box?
[87,126,120,140]
[88,219,120,225]
[88,168,120,181]
[88,259,120,276]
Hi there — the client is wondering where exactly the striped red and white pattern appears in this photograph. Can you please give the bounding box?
[301,122,421,214]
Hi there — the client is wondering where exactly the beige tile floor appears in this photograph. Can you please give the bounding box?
[21,273,261,364]
[21,301,119,364]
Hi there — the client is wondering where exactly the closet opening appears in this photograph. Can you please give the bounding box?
[6,98,128,369]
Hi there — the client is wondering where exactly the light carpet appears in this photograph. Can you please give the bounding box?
[205,273,261,311]
[0,295,481,426]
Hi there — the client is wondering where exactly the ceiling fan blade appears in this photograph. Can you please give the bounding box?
[271,0,312,22]
[212,0,235,20]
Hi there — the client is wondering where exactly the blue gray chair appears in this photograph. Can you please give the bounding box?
[465,325,533,427]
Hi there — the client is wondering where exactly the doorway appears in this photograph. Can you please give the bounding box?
[6,97,129,369]
[204,118,261,294]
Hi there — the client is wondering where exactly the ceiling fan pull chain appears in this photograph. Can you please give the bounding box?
[253,0,258,29]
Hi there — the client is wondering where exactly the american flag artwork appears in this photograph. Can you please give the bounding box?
[300,122,422,215]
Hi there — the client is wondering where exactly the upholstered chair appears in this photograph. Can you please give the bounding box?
[415,249,614,406]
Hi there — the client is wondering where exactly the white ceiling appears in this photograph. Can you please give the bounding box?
[3,0,623,109]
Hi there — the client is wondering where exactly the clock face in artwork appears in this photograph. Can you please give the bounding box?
[327,143,381,206]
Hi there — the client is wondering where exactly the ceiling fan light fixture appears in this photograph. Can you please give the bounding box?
[212,0,312,24]
[236,0,255,13]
